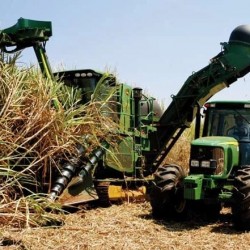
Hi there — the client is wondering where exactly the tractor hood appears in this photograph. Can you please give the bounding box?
[191,136,239,147]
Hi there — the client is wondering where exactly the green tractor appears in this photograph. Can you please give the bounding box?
[150,101,250,230]
[192,101,250,229]
[150,26,250,230]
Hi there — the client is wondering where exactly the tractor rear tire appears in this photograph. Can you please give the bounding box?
[232,166,250,231]
[150,164,187,220]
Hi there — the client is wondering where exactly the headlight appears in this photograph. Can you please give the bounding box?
[190,160,199,167]
[201,161,210,168]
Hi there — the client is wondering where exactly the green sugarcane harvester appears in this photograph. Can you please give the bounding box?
[1,18,250,230]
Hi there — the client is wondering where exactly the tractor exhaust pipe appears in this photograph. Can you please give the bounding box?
[133,87,142,127]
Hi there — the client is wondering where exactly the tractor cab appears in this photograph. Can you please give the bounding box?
[54,69,103,104]
[202,101,250,166]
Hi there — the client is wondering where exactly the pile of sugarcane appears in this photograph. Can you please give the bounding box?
[0,57,119,227]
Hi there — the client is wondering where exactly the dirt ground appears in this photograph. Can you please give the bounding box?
[0,201,249,250]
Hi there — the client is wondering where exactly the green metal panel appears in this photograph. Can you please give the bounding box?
[0,18,52,46]
[202,178,217,189]
[105,136,136,173]
[0,18,53,79]
[191,136,239,178]
[119,84,132,133]
[184,175,203,200]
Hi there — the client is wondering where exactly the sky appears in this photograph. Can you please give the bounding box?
[1,0,250,106]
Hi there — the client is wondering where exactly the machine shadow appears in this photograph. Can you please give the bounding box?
[138,210,247,235]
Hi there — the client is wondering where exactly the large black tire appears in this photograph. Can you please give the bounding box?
[150,164,187,220]
[232,166,250,231]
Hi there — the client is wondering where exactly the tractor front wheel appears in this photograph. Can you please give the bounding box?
[232,166,250,231]
[150,164,188,220]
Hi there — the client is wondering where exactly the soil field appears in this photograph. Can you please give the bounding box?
[1,201,249,250]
